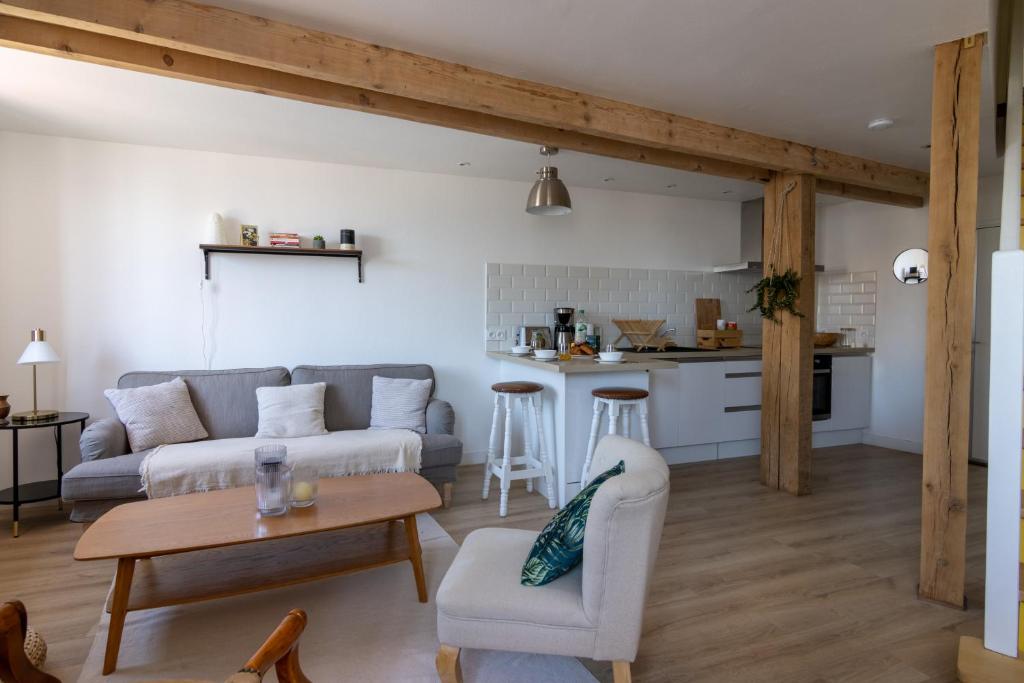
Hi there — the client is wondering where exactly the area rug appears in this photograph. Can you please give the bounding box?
[76,514,597,682]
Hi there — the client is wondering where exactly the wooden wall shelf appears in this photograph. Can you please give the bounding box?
[200,244,363,282]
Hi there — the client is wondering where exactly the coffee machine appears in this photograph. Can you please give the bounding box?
[554,307,575,351]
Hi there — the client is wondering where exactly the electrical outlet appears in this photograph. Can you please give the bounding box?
[486,327,507,341]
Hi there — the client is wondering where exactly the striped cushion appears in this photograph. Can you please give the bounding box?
[104,377,209,453]
[369,376,433,434]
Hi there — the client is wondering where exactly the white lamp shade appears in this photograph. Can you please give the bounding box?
[18,340,60,365]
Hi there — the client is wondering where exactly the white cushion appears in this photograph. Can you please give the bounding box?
[104,377,208,453]
[255,382,328,438]
[369,376,433,433]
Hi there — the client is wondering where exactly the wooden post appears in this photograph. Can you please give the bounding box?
[760,172,816,495]
[919,34,985,608]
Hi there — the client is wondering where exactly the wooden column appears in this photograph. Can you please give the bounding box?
[919,34,985,608]
[760,172,816,495]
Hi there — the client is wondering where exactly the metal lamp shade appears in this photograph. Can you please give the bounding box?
[526,166,572,215]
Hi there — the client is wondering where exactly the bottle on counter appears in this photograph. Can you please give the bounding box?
[575,309,588,344]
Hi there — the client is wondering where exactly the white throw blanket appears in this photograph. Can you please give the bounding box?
[140,429,422,498]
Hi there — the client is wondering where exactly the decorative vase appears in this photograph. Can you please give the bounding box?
[313,238,326,249]
[0,395,9,421]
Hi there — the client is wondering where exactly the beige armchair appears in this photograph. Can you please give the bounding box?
[435,435,670,683]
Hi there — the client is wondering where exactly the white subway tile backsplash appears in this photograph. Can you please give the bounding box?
[486,261,881,352]
[488,300,512,313]
[512,301,534,313]
[534,276,556,289]
[488,275,512,288]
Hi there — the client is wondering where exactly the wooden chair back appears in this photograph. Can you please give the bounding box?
[1,602,311,683]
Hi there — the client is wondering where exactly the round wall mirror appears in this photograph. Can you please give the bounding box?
[893,248,928,284]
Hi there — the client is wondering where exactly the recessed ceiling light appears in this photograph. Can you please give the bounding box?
[456,161,471,167]
[602,177,615,183]
[665,183,677,189]
[867,117,895,131]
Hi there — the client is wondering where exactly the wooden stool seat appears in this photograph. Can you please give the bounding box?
[491,381,544,394]
[592,387,650,401]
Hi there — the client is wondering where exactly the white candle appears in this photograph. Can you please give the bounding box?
[292,481,315,502]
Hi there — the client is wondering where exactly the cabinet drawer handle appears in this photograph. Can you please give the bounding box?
[724,404,761,413]
[725,372,761,378]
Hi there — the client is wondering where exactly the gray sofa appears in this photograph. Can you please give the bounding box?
[61,364,462,522]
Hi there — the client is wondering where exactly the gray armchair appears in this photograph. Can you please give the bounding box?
[435,435,670,683]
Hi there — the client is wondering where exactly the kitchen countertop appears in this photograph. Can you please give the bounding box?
[486,352,678,373]
[488,346,873,370]
[620,346,874,361]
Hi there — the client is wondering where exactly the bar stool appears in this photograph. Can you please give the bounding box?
[580,387,651,485]
[483,381,557,517]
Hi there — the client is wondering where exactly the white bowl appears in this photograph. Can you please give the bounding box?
[511,346,532,354]
[598,351,624,362]
[533,349,557,359]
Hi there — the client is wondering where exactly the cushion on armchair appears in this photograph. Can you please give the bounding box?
[521,460,625,586]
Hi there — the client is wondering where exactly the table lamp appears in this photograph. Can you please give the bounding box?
[12,329,60,423]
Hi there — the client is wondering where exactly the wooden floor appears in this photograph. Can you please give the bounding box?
[1,444,985,682]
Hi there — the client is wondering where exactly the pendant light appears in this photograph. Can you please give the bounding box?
[526,145,572,215]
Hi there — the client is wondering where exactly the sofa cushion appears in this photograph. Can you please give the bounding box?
[291,365,435,431]
[61,451,148,501]
[79,418,128,462]
[118,367,290,439]
[370,376,433,433]
[254,383,328,438]
[420,433,463,469]
[105,377,209,452]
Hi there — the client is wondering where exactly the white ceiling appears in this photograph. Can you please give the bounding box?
[0,0,998,202]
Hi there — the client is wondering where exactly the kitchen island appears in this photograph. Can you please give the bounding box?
[487,351,675,506]
[488,347,874,506]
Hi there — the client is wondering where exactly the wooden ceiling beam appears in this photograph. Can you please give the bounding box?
[0,15,923,208]
[0,0,928,200]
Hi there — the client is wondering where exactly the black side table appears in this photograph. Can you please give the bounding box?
[0,412,88,537]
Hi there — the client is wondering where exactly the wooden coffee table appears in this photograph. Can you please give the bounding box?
[74,472,441,674]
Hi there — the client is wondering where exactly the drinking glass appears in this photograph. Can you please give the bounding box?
[290,464,319,508]
[254,445,291,516]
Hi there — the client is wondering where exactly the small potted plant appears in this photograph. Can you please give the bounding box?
[312,234,326,249]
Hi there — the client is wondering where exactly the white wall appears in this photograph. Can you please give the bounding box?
[816,175,1003,454]
[0,131,740,488]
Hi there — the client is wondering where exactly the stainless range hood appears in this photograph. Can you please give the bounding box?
[714,198,824,273]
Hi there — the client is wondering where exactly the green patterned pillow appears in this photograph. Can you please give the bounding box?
[521,460,625,586]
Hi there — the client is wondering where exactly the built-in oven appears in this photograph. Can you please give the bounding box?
[812,354,832,421]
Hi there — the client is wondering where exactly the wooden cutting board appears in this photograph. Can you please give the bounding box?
[695,298,722,330]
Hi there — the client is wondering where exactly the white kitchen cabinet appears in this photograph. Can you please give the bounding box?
[648,361,724,447]
[826,355,871,431]
[648,367,682,448]
[721,408,761,441]
[677,362,725,445]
